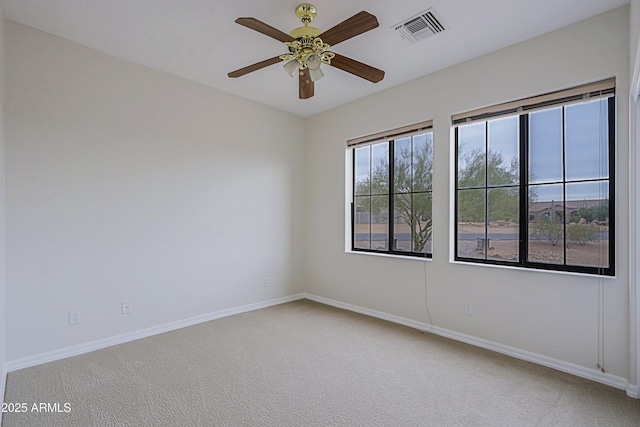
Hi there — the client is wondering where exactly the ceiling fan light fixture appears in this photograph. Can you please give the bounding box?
[284,59,300,77]
[306,54,322,70]
[309,66,324,82]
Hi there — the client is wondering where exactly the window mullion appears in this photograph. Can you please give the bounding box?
[607,97,615,273]
[410,136,415,252]
[389,141,395,251]
[352,151,356,251]
[562,107,567,266]
[519,114,529,266]
[454,127,460,259]
[484,121,489,259]
[369,147,373,250]
[351,202,355,250]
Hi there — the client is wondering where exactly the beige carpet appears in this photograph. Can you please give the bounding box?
[3,299,640,426]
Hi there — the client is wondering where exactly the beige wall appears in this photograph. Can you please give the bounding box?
[4,22,306,361]
[632,0,640,97]
[306,7,630,378]
[0,1,6,385]
[630,0,640,394]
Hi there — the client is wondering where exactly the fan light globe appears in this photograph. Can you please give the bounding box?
[306,54,324,81]
[306,54,322,70]
[309,67,324,82]
[284,59,300,77]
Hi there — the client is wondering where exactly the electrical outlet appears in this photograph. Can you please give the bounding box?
[69,311,80,325]
[464,303,473,316]
[263,276,269,287]
[122,300,131,314]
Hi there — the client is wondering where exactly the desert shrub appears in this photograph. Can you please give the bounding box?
[567,223,599,246]
[532,219,563,246]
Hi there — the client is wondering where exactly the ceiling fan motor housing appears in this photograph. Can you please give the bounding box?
[290,4,322,39]
[295,4,317,24]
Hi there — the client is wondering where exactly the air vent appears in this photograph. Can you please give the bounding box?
[393,8,447,44]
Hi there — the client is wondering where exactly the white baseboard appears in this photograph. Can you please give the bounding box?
[304,293,636,397]
[6,294,305,372]
[626,383,639,399]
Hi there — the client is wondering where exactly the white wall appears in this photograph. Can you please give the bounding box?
[4,22,306,361]
[0,1,7,398]
[632,0,640,98]
[306,7,630,379]
[629,0,640,395]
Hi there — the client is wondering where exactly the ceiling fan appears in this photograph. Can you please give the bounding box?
[228,3,385,99]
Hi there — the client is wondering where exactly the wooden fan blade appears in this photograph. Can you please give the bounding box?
[299,68,314,99]
[228,56,282,78]
[329,53,385,83]
[319,11,379,46]
[235,18,295,43]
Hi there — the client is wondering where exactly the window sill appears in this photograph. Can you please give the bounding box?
[346,250,432,262]
[450,259,616,279]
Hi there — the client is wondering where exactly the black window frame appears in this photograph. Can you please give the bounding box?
[350,126,434,259]
[454,94,615,276]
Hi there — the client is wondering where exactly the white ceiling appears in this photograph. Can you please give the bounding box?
[2,0,629,117]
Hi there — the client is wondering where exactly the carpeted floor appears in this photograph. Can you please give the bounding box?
[3,299,640,426]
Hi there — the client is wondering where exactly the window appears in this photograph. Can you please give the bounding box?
[453,79,615,275]
[349,122,433,258]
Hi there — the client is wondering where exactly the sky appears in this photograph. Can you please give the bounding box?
[458,98,609,202]
[355,97,610,203]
